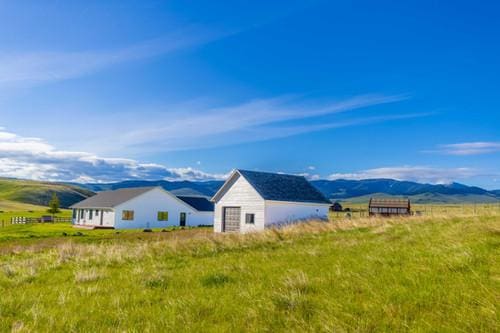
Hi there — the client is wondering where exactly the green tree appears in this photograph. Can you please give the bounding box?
[47,192,61,216]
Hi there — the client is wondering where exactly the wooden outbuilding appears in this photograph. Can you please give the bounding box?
[211,169,331,233]
[368,198,411,216]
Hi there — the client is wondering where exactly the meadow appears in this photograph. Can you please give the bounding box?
[0,211,498,332]
[0,199,72,228]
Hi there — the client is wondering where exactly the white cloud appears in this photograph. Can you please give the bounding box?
[328,166,478,184]
[0,25,224,87]
[431,142,500,155]
[0,129,227,182]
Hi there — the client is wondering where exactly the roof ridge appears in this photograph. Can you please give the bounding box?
[237,169,306,178]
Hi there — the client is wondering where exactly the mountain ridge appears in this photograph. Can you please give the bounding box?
[1,177,498,208]
[76,178,500,204]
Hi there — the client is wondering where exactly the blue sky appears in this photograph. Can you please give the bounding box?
[0,0,499,188]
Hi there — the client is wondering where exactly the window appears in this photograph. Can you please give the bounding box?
[95,210,99,216]
[89,209,93,219]
[122,210,134,220]
[157,211,169,221]
[80,210,84,218]
[72,209,76,219]
[245,213,255,224]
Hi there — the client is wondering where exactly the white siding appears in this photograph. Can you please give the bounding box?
[113,188,213,229]
[264,201,329,226]
[213,174,265,233]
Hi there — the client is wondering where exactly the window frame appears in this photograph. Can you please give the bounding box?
[157,211,169,221]
[245,213,255,224]
[122,210,135,221]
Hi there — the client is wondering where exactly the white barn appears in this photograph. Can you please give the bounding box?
[70,186,214,229]
[212,169,331,233]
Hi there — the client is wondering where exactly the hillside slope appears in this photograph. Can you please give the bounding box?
[0,178,94,208]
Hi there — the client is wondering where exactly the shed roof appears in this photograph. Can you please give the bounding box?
[213,169,331,204]
[70,187,156,209]
[369,198,410,208]
[176,196,214,212]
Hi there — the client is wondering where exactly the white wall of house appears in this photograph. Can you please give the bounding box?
[184,212,214,226]
[264,201,329,226]
[113,187,212,229]
[213,175,265,233]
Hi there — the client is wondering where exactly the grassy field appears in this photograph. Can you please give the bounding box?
[0,200,72,228]
[0,214,498,332]
[330,202,500,220]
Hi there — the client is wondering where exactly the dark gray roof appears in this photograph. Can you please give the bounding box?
[176,196,214,212]
[70,187,156,209]
[237,169,331,204]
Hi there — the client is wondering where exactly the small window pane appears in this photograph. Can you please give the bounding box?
[245,213,255,224]
[157,211,169,221]
[122,210,134,221]
[89,210,93,219]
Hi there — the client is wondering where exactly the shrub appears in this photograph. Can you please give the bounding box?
[145,277,169,289]
[201,273,232,287]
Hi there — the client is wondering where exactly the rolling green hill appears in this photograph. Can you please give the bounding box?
[0,178,94,209]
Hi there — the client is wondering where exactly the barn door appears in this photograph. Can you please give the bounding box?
[223,207,241,233]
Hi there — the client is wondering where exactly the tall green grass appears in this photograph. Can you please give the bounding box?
[0,215,498,332]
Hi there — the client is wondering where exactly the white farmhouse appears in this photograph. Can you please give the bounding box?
[212,170,331,233]
[70,186,214,229]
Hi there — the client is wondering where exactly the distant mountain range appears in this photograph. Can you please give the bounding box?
[1,177,498,209]
[76,178,500,204]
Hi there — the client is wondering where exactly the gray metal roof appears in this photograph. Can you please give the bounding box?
[176,196,214,212]
[70,187,156,209]
[232,169,331,204]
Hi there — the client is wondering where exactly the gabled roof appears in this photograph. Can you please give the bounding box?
[212,169,331,205]
[369,198,410,208]
[70,187,156,209]
[176,196,214,212]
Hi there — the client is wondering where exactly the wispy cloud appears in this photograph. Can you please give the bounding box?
[328,166,479,184]
[0,129,227,182]
[0,25,224,87]
[428,142,500,155]
[82,93,416,153]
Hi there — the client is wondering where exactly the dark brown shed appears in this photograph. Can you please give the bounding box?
[368,198,411,216]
